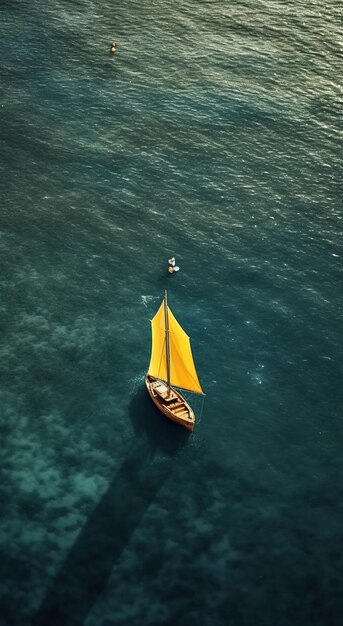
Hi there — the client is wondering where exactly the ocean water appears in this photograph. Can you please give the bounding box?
[1,1,342,625]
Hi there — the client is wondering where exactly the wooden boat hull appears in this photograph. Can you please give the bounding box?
[145,375,195,431]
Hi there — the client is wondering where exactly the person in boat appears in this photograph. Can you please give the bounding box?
[110,40,116,53]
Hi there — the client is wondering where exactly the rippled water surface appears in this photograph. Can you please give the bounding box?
[1,1,342,625]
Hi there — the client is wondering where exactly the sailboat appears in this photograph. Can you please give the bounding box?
[146,291,204,431]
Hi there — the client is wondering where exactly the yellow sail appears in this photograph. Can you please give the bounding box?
[147,299,204,394]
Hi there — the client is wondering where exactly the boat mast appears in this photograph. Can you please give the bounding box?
[164,290,171,390]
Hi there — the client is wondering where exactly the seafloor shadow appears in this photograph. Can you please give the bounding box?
[31,386,189,626]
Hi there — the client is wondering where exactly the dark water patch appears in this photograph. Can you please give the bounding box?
[31,389,188,626]
[31,442,169,626]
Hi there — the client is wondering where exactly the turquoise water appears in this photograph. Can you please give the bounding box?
[1,1,342,625]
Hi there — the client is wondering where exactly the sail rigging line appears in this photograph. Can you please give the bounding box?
[164,290,171,389]
[167,338,204,395]
[174,387,205,425]
[198,394,205,423]
[155,336,167,382]
[149,308,166,383]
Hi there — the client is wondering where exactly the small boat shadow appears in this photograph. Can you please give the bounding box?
[129,384,190,457]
